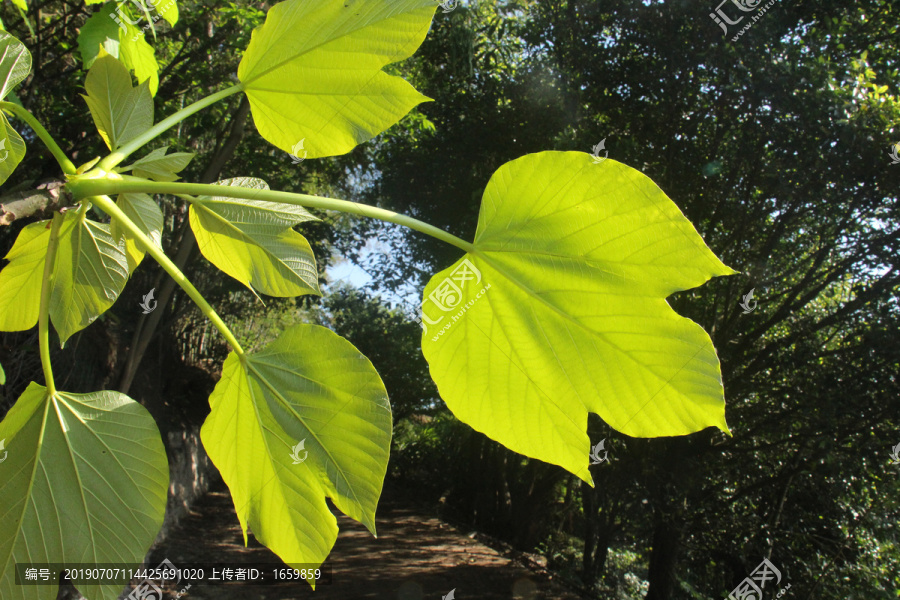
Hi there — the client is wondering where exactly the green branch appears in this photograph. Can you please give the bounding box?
[97,85,244,172]
[39,211,65,394]
[0,102,77,175]
[68,177,477,254]
[89,194,246,357]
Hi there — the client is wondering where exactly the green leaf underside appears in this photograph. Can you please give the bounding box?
[421,152,737,484]
[82,52,153,151]
[237,0,435,158]
[0,112,26,186]
[0,210,129,343]
[0,31,30,101]
[124,145,194,181]
[0,383,168,600]
[77,3,160,95]
[0,32,31,184]
[189,177,321,298]
[110,192,164,271]
[200,325,391,584]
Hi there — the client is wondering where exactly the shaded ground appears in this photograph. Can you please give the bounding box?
[142,480,585,600]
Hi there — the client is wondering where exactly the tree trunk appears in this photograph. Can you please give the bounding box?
[646,519,681,600]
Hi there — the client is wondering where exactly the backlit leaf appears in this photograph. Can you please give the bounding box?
[0,383,168,600]
[421,152,737,483]
[109,192,164,271]
[189,177,320,298]
[201,325,391,584]
[82,51,154,150]
[237,0,435,158]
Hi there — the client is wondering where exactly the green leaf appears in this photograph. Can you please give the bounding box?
[110,192,164,271]
[0,210,128,340]
[0,382,168,600]
[201,325,391,581]
[237,0,435,158]
[122,145,194,181]
[49,207,129,344]
[77,2,160,95]
[0,361,5,385]
[189,177,321,298]
[0,112,26,186]
[0,220,49,332]
[82,50,154,151]
[8,0,26,12]
[154,0,178,27]
[0,31,30,185]
[420,152,737,483]
[0,31,30,101]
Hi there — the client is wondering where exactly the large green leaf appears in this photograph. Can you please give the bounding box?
[77,2,160,95]
[0,383,168,600]
[0,208,129,343]
[201,325,391,582]
[237,0,434,158]
[421,152,737,484]
[0,31,30,185]
[189,177,321,298]
[82,51,154,151]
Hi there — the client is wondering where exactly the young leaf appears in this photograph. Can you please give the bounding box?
[82,51,154,151]
[0,383,168,600]
[201,325,391,582]
[109,192,164,271]
[77,2,160,95]
[189,177,321,298]
[237,0,435,158]
[121,145,194,181]
[420,152,737,484]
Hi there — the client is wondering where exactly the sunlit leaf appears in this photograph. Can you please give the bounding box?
[82,51,154,150]
[0,383,168,600]
[189,177,321,298]
[237,0,435,158]
[421,152,736,483]
[0,113,25,186]
[0,220,49,332]
[201,325,391,584]
[77,2,160,95]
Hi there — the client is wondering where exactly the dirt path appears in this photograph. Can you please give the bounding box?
[144,481,584,600]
